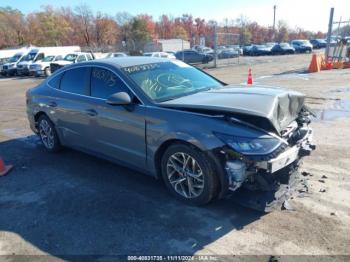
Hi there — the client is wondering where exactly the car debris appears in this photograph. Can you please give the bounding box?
[318,179,326,183]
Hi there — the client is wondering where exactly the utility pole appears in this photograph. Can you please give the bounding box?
[213,25,217,68]
[325,7,334,59]
[272,5,276,41]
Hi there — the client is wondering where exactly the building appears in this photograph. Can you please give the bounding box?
[144,39,190,53]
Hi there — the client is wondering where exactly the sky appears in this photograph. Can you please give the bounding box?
[1,0,349,32]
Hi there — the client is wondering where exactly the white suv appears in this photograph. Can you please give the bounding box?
[50,52,94,74]
[29,55,64,77]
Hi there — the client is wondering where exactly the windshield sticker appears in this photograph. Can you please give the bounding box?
[123,63,161,74]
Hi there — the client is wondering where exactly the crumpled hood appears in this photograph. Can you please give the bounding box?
[159,86,305,135]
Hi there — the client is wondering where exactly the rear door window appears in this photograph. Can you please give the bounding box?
[60,67,90,95]
[48,73,62,89]
[90,67,128,99]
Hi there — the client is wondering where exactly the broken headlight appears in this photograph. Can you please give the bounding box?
[214,132,282,155]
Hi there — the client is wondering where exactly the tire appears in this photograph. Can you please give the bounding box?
[44,67,51,77]
[38,115,61,152]
[161,143,218,205]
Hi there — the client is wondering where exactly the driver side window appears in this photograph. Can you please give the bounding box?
[35,53,44,61]
[90,67,129,99]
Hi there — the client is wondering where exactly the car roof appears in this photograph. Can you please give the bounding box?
[85,56,172,68]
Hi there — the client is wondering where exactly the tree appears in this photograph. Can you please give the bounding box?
[0,7,26,47]
[74,4,94,47]
[276,20,289,42]
[174,25,187,40]
[95,13,119,48]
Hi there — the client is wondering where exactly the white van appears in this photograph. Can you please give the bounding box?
[1,47,31,76]
[16,46,80,76]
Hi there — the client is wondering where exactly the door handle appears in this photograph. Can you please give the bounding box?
[48,101,57,107]
[85,109,98,117]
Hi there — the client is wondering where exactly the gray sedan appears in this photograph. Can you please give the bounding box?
[26,57,315,206]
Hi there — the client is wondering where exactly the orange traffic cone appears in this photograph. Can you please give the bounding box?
[0,157,13,177]
[308,54,321,73]
[247,68,253,85]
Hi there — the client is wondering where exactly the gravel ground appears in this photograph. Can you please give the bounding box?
[0,53,349,260]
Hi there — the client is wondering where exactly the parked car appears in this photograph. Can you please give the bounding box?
[2,51,29,76]
[0,58,9,76]
[26,57,315,206]
[50,52,94,74]
[143,52,176,59]
[249,45,272,56]
[271,43,295,55]
[217,48,240,59]
[225,45,243,55]
[0,47,28,76]
[106,52,128,58]
[291,40,313,53]
[30,55,64,77]
[175,50,213,64]
[192,45,214,55]
[242,45,253,56]
[16,46,80,76]
[310,39,327,49]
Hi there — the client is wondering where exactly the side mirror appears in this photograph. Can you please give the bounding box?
[106,92,132,106]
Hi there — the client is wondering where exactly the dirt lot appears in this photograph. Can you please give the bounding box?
[0,53,350,260]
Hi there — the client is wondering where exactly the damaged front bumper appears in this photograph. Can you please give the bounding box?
[255,126,315,173]
[220,125,315,211]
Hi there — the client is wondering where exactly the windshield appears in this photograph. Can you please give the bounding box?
[64,54,78,61]
[42,56,55,62]
[123,61,223,102]
[9,54,23,63]
[22,52,37,62]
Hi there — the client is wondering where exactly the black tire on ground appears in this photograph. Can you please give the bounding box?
[161,143,218,206]
[37,114,62,153]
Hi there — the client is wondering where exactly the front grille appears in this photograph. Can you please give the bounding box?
[3,66,8,70]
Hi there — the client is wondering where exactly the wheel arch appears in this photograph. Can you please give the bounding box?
[153,138,226,198]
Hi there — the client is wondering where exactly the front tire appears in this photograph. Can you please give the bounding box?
[38,115,61,152]
[161,143,218,205]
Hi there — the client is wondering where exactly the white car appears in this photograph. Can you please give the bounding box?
[29,55,64,77]
[50,52,94,74]
[106,52,128,58]
[16,46,80,76]
[143,52,176,59]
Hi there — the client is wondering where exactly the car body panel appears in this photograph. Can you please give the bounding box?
[26,57,315,200]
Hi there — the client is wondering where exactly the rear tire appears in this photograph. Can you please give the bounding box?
[38,115,61,152]
[161,143,218,205]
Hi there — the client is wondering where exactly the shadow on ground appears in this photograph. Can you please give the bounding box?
[0,135,264,258]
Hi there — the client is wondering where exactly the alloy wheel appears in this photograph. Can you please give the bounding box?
[166,152,204,198]
[39,119,55,149]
